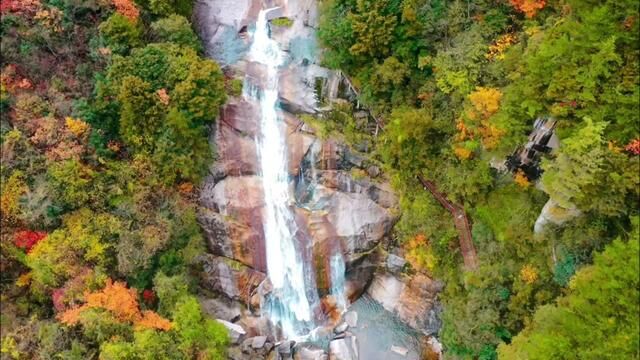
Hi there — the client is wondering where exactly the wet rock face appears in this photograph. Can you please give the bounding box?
[196,0,400,340]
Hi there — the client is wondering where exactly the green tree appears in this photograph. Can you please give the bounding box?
[117,76,165,152]
[541,119,639,216]
[48,160,96,210]
[150,15,201,51]
[98,13,143,55]
[148,0,192,18]
[27,209,121,291]
[498,225,640,359]
[173,296,229,359]
[348,0,397,59]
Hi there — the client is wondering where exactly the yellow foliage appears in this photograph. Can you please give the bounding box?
[457,87,505,150]
[514,169,531,188]
[468,87,503,120]
[16,272,32,287]
[520,264,539,284]
[65,117,90,137]
[136,311,172,331]
[454,146,473,160]
[478,123,505,150]
[607,141,622,153]
[34,7,63,32]
[405,234,436,273]
[1,171,27,227]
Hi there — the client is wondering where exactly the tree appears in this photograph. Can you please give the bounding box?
[47,159,96,209]
[508,0,546,18]
[172,296,229,359]
[150,15,201,51]
[117,75,165,151]
[148,0,193,18]
[58,279,172,331]
[112,0,139,21]
[1,171,27,227]
[498,227,640,359]
[348,0,397,59]
[98,13,143,55]
[380,106,446,182]
[27,209,121,290]
[541,119,639,216]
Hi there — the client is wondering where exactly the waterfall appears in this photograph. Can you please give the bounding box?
[330,253,347,312]
[246,9,317,339]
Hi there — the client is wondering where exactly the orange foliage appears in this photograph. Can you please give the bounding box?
[625,138,640,155]
[136,311,172,331]
[486,33,517,61]
[58,305,85,325]
[58,279,172,331]
[113,0,139,21]
[0,0,41,15]
[84,280,141,322]
[478,123,505,150]
[1,65,33,94]
[509,0,546,18]
[107,140,122,153]
[455,121,471,142]
[178,182,194,194]
[514,169,531,188]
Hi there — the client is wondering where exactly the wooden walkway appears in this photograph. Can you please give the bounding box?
[417,175,479,270]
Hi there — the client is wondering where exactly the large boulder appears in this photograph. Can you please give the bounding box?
[198,254,266,304]
[198,208,266,271]
[199,176,267,271]
[220,98,260,137]
[329,336,358,360]
[201,175,265,216]
[367,273,444,336]
[327,192,394,261]
[214,123,258,177]
[294,345,328,360]
[199,296,242,322]
[217,319,246,344]
[534,198,581,233]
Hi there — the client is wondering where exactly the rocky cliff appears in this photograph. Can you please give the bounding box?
[192,0,441,358]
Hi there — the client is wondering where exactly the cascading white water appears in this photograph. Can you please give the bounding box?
[246,9,316,338]
[329,253,347,311]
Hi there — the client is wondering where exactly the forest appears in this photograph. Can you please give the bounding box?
[317,0,639,358]
[0,0,639,359]
[1,0,230,358]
